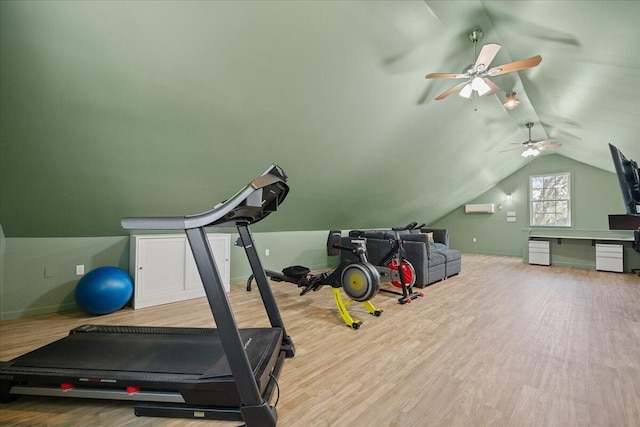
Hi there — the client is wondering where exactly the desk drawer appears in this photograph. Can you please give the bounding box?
[529,240,550,266]
[595,244,623,272]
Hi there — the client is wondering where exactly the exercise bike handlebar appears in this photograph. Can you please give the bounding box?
[332,243,366,254]
[391,222,419,232]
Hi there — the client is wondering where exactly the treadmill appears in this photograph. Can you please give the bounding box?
[0,164,295,427]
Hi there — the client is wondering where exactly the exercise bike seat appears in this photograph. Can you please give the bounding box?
[282,265,310,280]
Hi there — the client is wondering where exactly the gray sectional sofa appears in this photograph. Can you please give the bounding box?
[339,227,461,287]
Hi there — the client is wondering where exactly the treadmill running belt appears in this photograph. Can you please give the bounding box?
[9,327,282,378]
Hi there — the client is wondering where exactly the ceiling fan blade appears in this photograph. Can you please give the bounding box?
[499,147,524,153]
[536,140,562,150]
[435,82,467,101]
[533,138,558,146]
[474,44,501,72]
[425,72,466,79]
[488,55,542,76]
[546,143,562,149]
[482,78,501,96]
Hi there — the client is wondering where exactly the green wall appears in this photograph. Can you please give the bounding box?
[2,152,638,320]
[0,225,5,314]
[1,1,637,318]
[0,229,336,320]
[1,236,129,319]
[432,154,639,271]
[248,230,339,273]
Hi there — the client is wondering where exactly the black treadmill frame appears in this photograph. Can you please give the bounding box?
[0,165,295,427]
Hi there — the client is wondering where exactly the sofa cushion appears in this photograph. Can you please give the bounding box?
[424,250,446,266]
[420,228,449,247]
[430,242,448,251]
[438,249,461,277]
[422,232,435,243]
[438,249,461,262]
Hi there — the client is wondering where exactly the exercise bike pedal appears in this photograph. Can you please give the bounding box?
[299,284,314,296]
[299,278,324,296]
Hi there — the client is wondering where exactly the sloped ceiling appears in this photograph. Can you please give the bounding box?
[0,0,639,237]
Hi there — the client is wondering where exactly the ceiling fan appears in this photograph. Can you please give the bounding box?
[501,122,562,157]
[425,29,542,101]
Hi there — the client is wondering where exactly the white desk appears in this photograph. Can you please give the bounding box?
[528,233,633,244]
[528,230,633,272]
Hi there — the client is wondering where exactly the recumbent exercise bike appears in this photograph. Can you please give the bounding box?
[247,226,424,328]
[247,230,383,329]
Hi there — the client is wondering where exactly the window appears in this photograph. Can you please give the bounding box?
[530,172,571,226]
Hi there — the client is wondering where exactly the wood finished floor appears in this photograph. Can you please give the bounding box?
[1,253,639,426]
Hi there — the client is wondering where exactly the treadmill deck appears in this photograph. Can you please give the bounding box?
[1,325,284,407]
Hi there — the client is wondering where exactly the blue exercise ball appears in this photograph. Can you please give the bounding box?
[75,266,133,315]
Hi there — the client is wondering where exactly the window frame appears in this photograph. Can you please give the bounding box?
[529,172,572,227]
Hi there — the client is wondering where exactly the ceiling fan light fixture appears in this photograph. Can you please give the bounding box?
[521,147,540,158]
[459,83,473,98]
[471,77,491,95]
[503,91,520,109]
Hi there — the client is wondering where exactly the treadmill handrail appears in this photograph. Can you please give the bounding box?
[121,164,288,231]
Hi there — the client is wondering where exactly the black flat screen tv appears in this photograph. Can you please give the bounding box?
[609,143,640,214]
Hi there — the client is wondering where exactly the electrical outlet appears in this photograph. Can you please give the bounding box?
[265,249,270,256]
[44,267,56,278]
[472,237,477,243]
[76,265,85,275]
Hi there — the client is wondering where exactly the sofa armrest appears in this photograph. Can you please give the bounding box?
[400,240,429,285]
[420,228,449,247]
[400,234,433,259]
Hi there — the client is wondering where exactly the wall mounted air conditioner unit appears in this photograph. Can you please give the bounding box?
[465,203,496,214]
